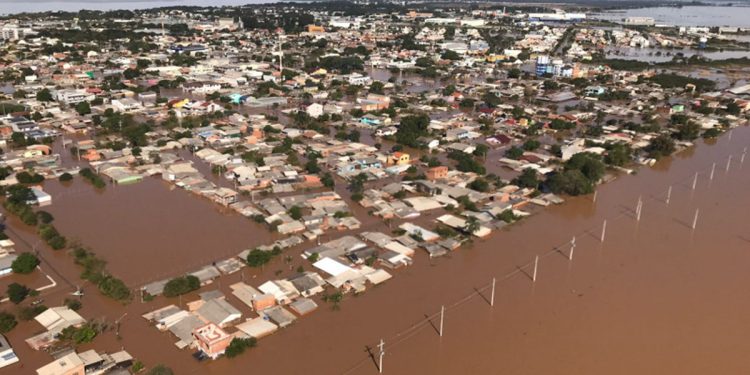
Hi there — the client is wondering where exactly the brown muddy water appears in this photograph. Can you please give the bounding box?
[2,127,750,375]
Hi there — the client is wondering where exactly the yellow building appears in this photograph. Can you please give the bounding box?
[390,152,410,165]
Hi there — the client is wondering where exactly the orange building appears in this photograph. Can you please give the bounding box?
[192,323,233,359]
[426,166,448,180]
[307,25,325,33]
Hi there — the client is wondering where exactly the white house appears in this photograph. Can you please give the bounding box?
[0,335,19,369]
[347,73,372,86]
[306,103,324,118]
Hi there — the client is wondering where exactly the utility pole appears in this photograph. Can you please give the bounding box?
[692,208,700,230]
[600,220,607,242]
[592,190,597,203]
[726,155,732,172]
[710,162,715,180]
[692,172,698,190]
[532,255,539,282]
[569,236,576,261]
[378,339,385,373]
[439,305,445,337]
[115,312,127,337]
[636,196,643,221]
[666,185,672,205]
[490,277,496,307]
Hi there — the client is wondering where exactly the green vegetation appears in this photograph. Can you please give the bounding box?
[246,248,278,268]
[322,291,344,310]
[72,246,131,302]
[7,283,30,304]
[225,337,258,358]
[648,73,716,93]
[513,168,539,189]
[162,275,201,298]
[448,151,486,175]
[11,252,39,274]
[64,298,82,311]
[0,312,17,333]
[146,365,174,375]
[395,114,430,147]
[79,167,106,188]
[645,134,676,159]
[16,171,45,184]
[59,322,99,344]
[547,153,606,196]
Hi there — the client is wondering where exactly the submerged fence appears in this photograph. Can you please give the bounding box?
[342,140,748,374]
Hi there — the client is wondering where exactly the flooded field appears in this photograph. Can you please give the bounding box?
[2,126,749,374]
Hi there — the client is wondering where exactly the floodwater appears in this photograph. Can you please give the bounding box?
[594,5,750,28]
[41,177,278,287]
[1,0,277,16]
[605,47,750,63]
[2,126,750,374]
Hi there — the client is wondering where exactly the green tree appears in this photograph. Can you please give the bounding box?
[75,101,91,116]
[547,170,594,196]
[7,283,30,304]
[36,88,53,102]
[565,153,605,183]
[505,146,524,160]
[645,134,676,159]
[246,249,274,268]
[464,216,480,235]
[162,275,200,298]
[513,168,539,189]
[11,253,39,274]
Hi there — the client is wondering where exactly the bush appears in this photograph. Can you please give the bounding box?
[11,252,39,274]
[225,337,258,358]
[162,275,201,298]
[58,172,74,182]
[60,322,98,344]
[98,276,131,301]
[47,234,67,250]
[0,312,17,333]
[79,168,106,189]
[36,211,54,224]
[18,305,47,321]
[146,365,174,375]
[64,298,82,311]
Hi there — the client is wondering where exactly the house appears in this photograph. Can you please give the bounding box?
[426,166,448,180]
[0,254,17,276]
[36,352,84,375]
[192,323,233,359]
[389,152,410,166]
[111,98,142,112]
[347,73,372,86]
[194,298,242,327]
[305,103,324,118]
[0,335,18,369]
